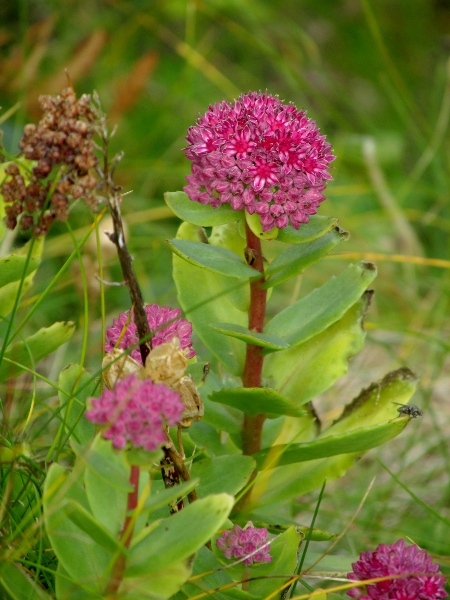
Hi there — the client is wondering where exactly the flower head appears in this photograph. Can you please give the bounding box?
[184,91,334,232]
[1,88,98,235]
[105,303,195,364]
[347,539,448,600]
[85,374,184,451]
[216,521,272,566]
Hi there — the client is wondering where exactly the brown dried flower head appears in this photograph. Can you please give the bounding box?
[1,87,99,235]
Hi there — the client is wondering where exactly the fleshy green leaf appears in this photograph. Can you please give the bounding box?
[209,322,289,350]
[58,363,96,449]
[0,236,44,318]
[172,222,246,375]
[83,434,152,541]
[276,215,339,244]
[254,419,408,469]
[181,546,255,600]
[43,463,112,591]
[167,238,259,279]
[190,455,255,497]
[0,562,52,600]
[247,526,301,598]
[265,262,377,346]
[0,253,40,288]
[245,211,279,240]
[127,494,233,576]
[252,368,418,507]
[264,293,370,405]
[120,562,193,600]
[263,227,348,288]
[63,499,123,553]
[165,191,242,226]
[141,479,200,513]
[210,387,307,418]
[209,223,250,312]
[0,321,75,383]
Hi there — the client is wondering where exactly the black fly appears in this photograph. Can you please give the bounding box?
[393,402,423,418]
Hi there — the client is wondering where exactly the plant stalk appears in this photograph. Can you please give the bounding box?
[106,464,140,594]
[242,221,267,456]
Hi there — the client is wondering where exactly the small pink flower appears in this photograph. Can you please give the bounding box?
[105,303,195,364]
[184,91,334,231]
[216,522,272,566]
[347,539,448,600]
[85,374,184,451]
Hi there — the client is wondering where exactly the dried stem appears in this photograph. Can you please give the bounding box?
[97,122,151,364]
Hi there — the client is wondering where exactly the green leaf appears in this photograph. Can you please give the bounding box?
[54,563,106,600]
[264,293,370,405]
[265,262,377,346]
[120,562,193,600]
[276,215,339,244]
[84,435,150,541]
[209,322,289,350]
[0,321,75,383]
[172,222,246,375]
[141,479,200,513]
[182,547,256,600]
[0,254,40,288]
[63,499,123,553]
[127,494,233,576]
[0,236,44,318]
[263,227,348,288]
[252,368,418,507]
[0,562,52,600]
[167,238,258,279]
[209,223,250,312]
[245,211,279,240]
[254,419,408,469]
[43,463,112,591]
[165,191,243,226]
[247,526,301,598]
[190,455,255,497]
[58,363,96,449]
[210,387,307,418]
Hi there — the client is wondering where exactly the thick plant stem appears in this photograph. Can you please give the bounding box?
[106,465,140,594]
[242,222,267,456]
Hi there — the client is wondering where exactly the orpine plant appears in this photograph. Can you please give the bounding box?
[0,87,436,600]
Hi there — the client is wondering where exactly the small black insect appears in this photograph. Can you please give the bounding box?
[393,402,423,418]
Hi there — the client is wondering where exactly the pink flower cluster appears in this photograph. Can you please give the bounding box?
[184,91,334,232]
[347,539,448,600]
[105,303,195,364]
[85,374,184,451]
[216,522,272,566]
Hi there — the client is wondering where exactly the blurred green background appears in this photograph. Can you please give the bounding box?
[1,0,449,577]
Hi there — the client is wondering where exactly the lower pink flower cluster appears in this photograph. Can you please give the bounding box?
[347,539,448,600]
[216,522,272,566]
[85,374,184,451]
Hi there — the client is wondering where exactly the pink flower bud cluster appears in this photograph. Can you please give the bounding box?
[85,374,184,451]
[105,303,195,364]
[347,539,448,600]
[184,91,334,232]
[216,522,272,566]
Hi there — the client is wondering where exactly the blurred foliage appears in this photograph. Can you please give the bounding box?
[1,0,450,585]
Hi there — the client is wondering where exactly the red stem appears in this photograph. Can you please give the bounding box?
[106,464,140,594]
[241,221,267,456]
